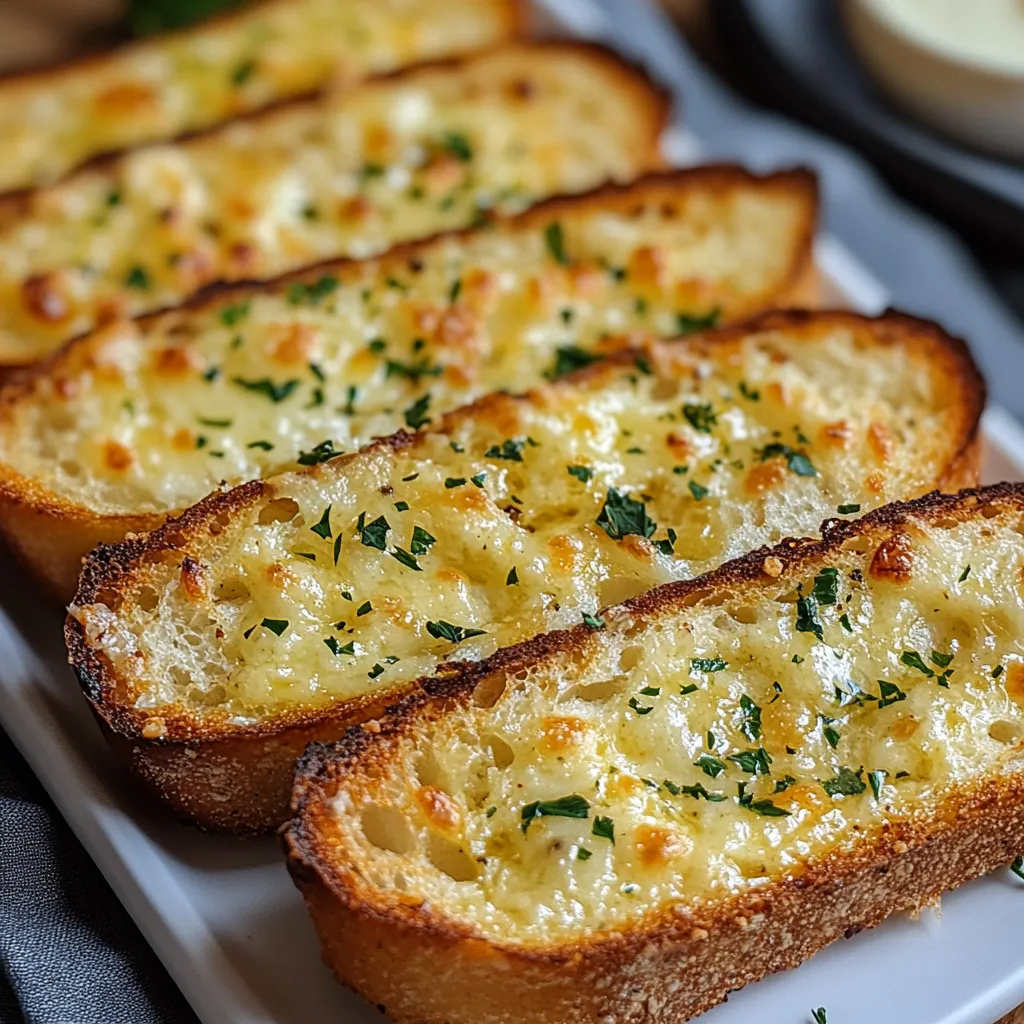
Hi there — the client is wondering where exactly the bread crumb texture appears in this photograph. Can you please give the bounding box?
[2,170,809,513]
[0,43,660,361]
[320,502,1024,943]
[71,314,972,726]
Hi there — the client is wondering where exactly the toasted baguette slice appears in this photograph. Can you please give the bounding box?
[66,310,984,832]
[0,42,667,365]
[285,484,1024,1024]
[0,0,522,196]
[0,166,818,599]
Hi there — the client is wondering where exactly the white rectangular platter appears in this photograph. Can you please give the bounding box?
[3,5,1024,1024]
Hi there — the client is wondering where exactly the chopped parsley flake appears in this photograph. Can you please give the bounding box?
[520,794,589,833]
[219,300,250,327]
[821,766,866,797]
[576,847,593,861]
[695,754,727,778]
[567,465,593,483]
[545,345,599,380]
[232,376,300,403]
[676,308,721,335]
[812,567,840,605]
[812,1008,828,1024]
[739,694,762,742]
[758,442,817,477]
[506,566,519,586]
[795,589,824,640]
[868,769,887,800]
[287,275,338,306]
[837,503,861,514]
[544,221,569,266]
[688,479,709,501]
[582,613,605,629]
[445,477,466,488]
[1011,856,1024,881]
[440,131,473,162]
[728,747,773,775]
[297,439,344,465]
[124,265,151,290]
[357,601,372,616]
[591,815,615,843]
[682,402,717,434]
[426,619,486,644]
[628,697,654,715]
[358,515,389,551]
[390,547,421,571]
[485,439,526,462]
[410,526,436,556]
[596,487,656,541]
[311,506,332,540]
[260,618,288,636]
[959,565,972,582]
[403,393,432,430]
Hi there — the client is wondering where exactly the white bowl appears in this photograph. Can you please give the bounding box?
[842,0,1024,160]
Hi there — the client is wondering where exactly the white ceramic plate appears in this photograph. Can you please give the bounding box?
[2,4,1024,1023]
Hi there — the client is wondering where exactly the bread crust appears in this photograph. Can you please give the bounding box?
[63,309,986,833]
[0,0,526,197]
[0,165,813,602]
[282,483,1024,1024]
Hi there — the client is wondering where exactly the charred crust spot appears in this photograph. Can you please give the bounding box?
[21,274,70,323]
[179,557,208,602]
[869,532,914,584]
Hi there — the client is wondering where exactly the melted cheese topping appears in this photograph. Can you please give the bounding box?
[4,176,810,513]
[73,321,961,720]
[0,0,516,193]
[333,511,1024,942]
[0,45,660,362]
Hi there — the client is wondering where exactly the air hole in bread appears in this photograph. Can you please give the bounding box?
[414,748,443,789]
[472,672,507,709]
[567,676,628,703]
[729,605,759,625]
[135,585,159,612]
[485,733,514,769]
[677,589,716,609]
[59,459,83,478]
[258,497,301,526]
[619,646,644,672]
[841,538,872,555]
[90,585,122,611]
[988,719,1021,744]
[426,833,479,881]
[361,804,417,855]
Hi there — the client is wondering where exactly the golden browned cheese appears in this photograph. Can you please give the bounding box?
[0,169,814,517]
[286,488,1024,946]
[67,312,982,733]
[0,0,521,193]
[0,43,666,364]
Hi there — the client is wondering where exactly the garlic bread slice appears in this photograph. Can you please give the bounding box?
[65,310,983,832]
[0,0,521,195]
[0,166,816,599]
[285,484,1024,1024]
[0,42,667,365]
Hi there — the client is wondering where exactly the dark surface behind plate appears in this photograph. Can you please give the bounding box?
[718,0,1024,253]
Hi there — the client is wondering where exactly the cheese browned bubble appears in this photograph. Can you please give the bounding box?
[0,0,520,194]
[0,169,814,516]
[0,43,666,363]
[68,313,979,726]
[301,495,1024,943]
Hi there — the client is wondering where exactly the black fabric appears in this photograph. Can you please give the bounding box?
[0,727,198,1024]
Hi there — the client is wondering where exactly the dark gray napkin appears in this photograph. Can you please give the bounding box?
[0,727,197,1024]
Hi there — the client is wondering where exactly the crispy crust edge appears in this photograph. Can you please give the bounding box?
[278,483,1024,1024]
[0,164,814,600]
[0,0,528,196]
[61,309,986,831]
